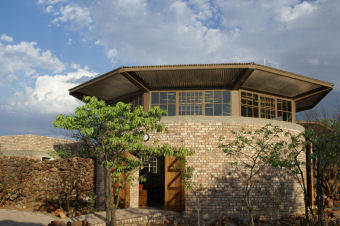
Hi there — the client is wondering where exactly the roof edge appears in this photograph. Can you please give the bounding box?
[69,67,124,93]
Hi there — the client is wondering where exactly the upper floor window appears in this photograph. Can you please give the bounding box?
[151,90,231,116]
[151,92,176,116]
[241,91,292,122]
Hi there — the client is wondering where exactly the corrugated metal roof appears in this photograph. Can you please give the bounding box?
[134,68,243,89]
[69,63,334,112]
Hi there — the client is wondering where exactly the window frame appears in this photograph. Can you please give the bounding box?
[150,89,232,116]
[240,89,294,122]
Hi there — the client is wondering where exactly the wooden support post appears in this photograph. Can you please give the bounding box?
[306,142,313,206]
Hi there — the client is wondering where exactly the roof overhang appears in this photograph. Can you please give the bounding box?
[69,63,333,112]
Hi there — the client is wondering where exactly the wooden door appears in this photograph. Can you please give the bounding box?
[164,156,185,211]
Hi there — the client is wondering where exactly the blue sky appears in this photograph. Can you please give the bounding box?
[0,0,339,137]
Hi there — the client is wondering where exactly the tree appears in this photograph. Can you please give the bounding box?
[54,96,190,226]
[303,108,340,225]
[264,130,315,224]
[304,120,340,226]
[218,124,291,225]
[182,165,203,226]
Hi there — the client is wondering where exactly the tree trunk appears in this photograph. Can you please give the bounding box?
[195,194,200,226]
[316,153,325,226]
[104,166,116,226]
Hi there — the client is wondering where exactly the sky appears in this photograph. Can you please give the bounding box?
[0,0,339,137]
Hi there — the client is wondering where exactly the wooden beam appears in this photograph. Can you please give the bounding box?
[232,69,254,90]
[122,71,150,92]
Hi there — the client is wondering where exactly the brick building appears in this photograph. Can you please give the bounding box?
[69,63,333,222]
[0,134,76,160]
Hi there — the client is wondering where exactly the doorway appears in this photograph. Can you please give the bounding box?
[139,156,165,208]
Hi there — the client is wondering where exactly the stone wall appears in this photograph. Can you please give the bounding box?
[0,134,77,160]
[151,116,305,223]
[0,156,94,212]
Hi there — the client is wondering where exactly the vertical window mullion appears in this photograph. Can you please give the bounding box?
[203,91,205,116]
[176,91,179,116]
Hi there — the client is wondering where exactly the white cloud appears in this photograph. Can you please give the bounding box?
[0,39,65,84]
[2,67,96,114]
[0,34,13,42]
[278,1,317,23]
[107,48,118,65]
[38,0,67,5]
[39,0,340,91]
[52,4,92,29]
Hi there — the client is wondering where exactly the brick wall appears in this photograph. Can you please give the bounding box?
[0,156,94,212]
[151,116,305,223]
[0,134,77,159]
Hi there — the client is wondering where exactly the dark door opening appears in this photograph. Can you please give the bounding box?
[139,156,165,209]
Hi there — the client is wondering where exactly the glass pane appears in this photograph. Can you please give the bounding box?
[271,110,275,119]
[168,92,176,103]
[205,104,213,116]
[277,100,282,110]
[179,105,184,115]
[160,92,167,104]
[277,111,282,120]
[151,92,159,104]
[214,104,222,116]
[214,91,222,103]
[223,91,230,103]
[253,107,259,118]
[248,107,253,116]
[205,91,213,103]
[168,104,176,116]
[160,105,167,111]
[222,104,230,116]
[288,101,292,111]
[282,100,287,111]
[241,106,247,116]
[247,96,252,105]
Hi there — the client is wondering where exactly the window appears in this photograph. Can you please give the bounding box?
[277,99,292,122]
[260,96,275,119]
[179,92,202,115]
[205,91,231,116]
[151,90,231,116]
[141,157,158,174]
[151,92,176,116]
[241,92,259,118]
[241,91,293,122]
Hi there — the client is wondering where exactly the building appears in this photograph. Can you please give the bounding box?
[0,134,76,160]
[69,63,333,222]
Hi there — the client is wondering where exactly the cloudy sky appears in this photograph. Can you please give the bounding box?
[0,0,339,137]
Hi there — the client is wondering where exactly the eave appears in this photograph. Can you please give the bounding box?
[69,63,334,112]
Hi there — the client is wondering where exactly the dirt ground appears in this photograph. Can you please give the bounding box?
[0,208,58,226]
